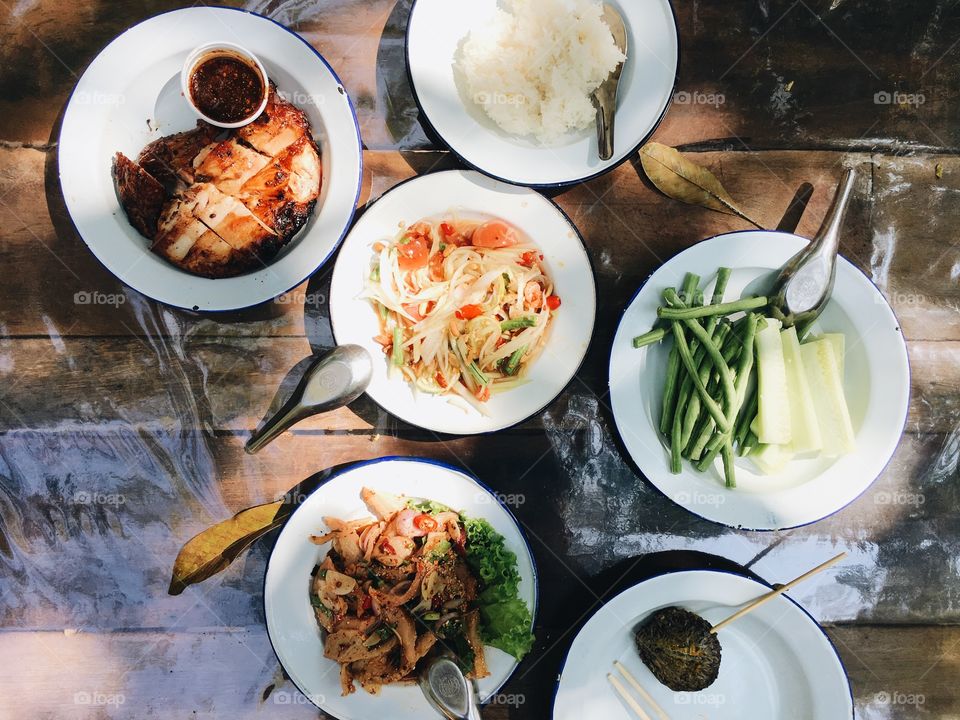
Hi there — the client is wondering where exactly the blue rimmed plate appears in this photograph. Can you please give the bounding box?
[609,231,910,530]
[406,0,679,187]
[263,457,538,719]
[554,569,853,719]
[59,7,362,311]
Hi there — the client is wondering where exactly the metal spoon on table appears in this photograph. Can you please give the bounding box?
[767,167,857,332]
[244,345,372,454]
[593,3,627,161]
[419,656,482,720]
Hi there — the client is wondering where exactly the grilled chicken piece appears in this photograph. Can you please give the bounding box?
[200,187,281,269]
[236,85,310,156]
[237,135,322,240]
[152,184,217,260]
[113,153,166,238]
[137,122,221,194]
[113,86,321,279]
[152,183,280,277]
[193,138,270,196]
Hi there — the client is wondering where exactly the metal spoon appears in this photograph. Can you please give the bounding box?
[244,345,372,454]
[418,656,482,720]
[593,3,627,161]
[768,167,857,332]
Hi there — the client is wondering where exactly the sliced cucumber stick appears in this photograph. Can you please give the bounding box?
[750,442,794,474]
[755,318,792,445]
[822,333,845,379]
[803,332,845,378]
[800,339,855,456]
[780,326,823,453]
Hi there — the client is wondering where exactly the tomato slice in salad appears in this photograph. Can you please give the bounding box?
[455,304,484,320]
[471,220,518,248]
[397,235,431,270]
[546,295,561,310]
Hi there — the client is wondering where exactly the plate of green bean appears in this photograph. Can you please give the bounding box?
[608,231,909,530]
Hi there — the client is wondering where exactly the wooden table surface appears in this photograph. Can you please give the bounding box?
[2,0,959,718]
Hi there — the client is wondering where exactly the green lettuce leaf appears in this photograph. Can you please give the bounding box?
[463,516,535,660]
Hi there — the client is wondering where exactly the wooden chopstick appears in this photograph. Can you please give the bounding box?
[608,673,654,720]
[710,551,847,634]
[613,661,671,720]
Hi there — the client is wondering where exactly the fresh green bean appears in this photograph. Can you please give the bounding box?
[670,322,731,433]
[669,282,707,444]
[688,415,715,461]
[711,268,732,306]
[679,323,733,449]
[657,296,768,321]
[659,343,681,437]
[659,273,699,436]
[734,383,759,449]
[502,345,527,376]
[680,321,741,452]
[632,327,667,348]
[680,315,737,416]
[670,405,683,474]
[501,317,536,332]
[695,313,761,481]
[722,442,737,488]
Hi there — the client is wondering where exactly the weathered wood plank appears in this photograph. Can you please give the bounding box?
[5,0,960,154]
[0,334,951,434]
[0,429,955,632]
[5,147,940,339]
[870,154,960,342]
[0,625,955,719]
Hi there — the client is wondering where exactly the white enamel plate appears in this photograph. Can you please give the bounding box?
[330,169,596,435]
[263,457,538,720]
[609,231,910,530]
[554,570,853,719]
[406,0,679,187]
[59,7,362,311]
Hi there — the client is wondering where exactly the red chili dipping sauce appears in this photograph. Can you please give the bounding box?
[189,53,265,124]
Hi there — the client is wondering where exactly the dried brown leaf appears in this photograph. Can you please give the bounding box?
[639,142,763,228]
[169,500,287,595]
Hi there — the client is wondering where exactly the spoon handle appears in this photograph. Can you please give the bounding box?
[595,91,616,161]
[710,551,847,633]
[810,167,857,259]
[245,400,311,454]
[245,345,372,454]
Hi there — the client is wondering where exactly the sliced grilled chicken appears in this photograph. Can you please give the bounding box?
[192,138,270,196]
[196,185,281,268]
[113,153,166,238]
[236,85,310,156]
[152,184,217,261]
[237,135,322,240]
[152,183,280,277]
[137,121,221,194]
[113,86,322,279]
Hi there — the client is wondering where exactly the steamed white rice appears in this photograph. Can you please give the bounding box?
[457,0,625,144]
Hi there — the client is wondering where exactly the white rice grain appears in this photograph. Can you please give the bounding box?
[457,0,625,144]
